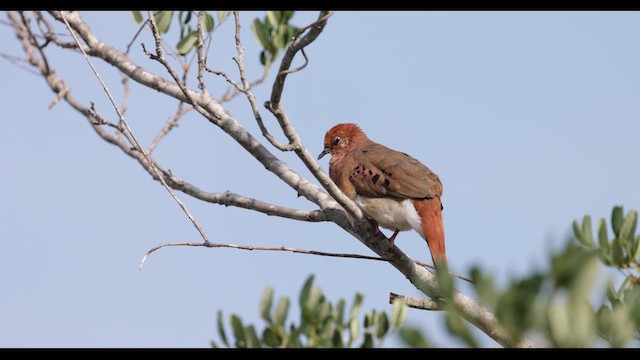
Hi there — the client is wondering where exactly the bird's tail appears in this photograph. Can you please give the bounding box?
[414,198,447,269]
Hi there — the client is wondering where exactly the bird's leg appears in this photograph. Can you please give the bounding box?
[388,229,400,248]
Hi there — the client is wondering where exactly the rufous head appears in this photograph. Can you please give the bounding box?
[318,123,367,160]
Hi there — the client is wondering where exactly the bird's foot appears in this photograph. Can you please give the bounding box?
[388,229,400,249]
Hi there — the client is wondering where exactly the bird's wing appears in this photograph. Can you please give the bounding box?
[349,142,442,200]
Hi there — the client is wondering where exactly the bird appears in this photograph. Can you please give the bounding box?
[318,123,447,268]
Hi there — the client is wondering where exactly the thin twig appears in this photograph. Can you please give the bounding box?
[263,10,365,222]
[0,52,41,75]
[138,240,471,283]
[59,11,210,244]
[277,47,308,76]
[119,74,131,116]
[196,11,207,94]
[217,63,270,103]
[12,12,332,226]
[19,13,50,74]
[125,19,148,55]
[146,103,192,154]
[231,11,296,152]
[389,292,444,311]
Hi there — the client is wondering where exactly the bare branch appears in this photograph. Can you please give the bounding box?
[196,11,208,94]
[0,51,41,75]
[277,47,308,76]
[138,240,470,284]
[59,10,210,245]
[217,62,271,103]
[125,19,148,55]
[11,16,322,228]
[390,292,444,311]
[120,74,131,116]
[231,11,296,152]
[24,11,535,348]
[146,103,192,154]
[139,241,385,270]
[261,11,364,223]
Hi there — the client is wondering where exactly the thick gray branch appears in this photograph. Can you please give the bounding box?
[11,11,535,348]
[9,11,327,225]
[49,11,343,219]
[389,292,444,311]
[264,11,364,221]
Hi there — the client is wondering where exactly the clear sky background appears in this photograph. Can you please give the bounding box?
[1,11,639,348]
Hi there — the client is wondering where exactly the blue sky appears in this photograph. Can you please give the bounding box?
[1,11,639,348]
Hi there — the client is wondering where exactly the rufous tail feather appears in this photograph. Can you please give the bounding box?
[414,199,447,269]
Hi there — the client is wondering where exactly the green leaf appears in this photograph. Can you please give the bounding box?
[445,311,478,347]
[633,235,640,262]
[361,333,374,348]
[374,311,389,339]
[611,239,625,266]
[286,25,299,43]
[217,11,228,25]
[606,280,618,304]
[348,318,359,345]
[131,11,144,24]
[617,275,634,300]
[333,298,346,327]
[581,215,594,252]
[259,50,268,66]
[203,12,214,32]
[363,310,373,328]
[262,327,280,348]
[436,265,455,302]
[216,310,229,347]
[274,296,290,327]
[596,218,607,251]
[251,18,271,50]
[259,286,274,323]
[612,206,624,237]
[331,328,344,348]
[181,11,192,25]
[230,314,246,348]
[305,286,323,318]
[399,327,430,348]
[390,298,408,331]
[597,220,611,264]
[153,11,173,34]
[299,275,314,308]
[349,293,364,321]
[176,30,198,56]
[618,210,638,247]
[244,325,261,348]
[266,11,281,26]
[573,220,585,245]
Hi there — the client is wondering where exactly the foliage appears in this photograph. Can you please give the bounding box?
[211,275,410,348]
[435,205,640,347]
[250,11,299,66]
[130,10,297,62]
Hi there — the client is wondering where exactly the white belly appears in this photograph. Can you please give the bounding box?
[354,195,425,238]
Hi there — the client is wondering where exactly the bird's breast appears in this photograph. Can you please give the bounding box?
[354,195,424,236]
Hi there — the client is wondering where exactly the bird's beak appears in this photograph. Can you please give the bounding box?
[317,147,331,160]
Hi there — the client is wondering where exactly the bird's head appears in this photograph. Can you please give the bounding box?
[318,123,367,160]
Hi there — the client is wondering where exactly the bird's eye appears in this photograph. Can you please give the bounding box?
[333,135,341,145]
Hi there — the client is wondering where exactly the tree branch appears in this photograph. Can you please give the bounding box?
[146,103,191,154]
[231,11,296,152]
[12,11,536,348]
[389,292,444,311]
[264,11,365,222]
[59,10,211,245]
[47,11,343,217]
